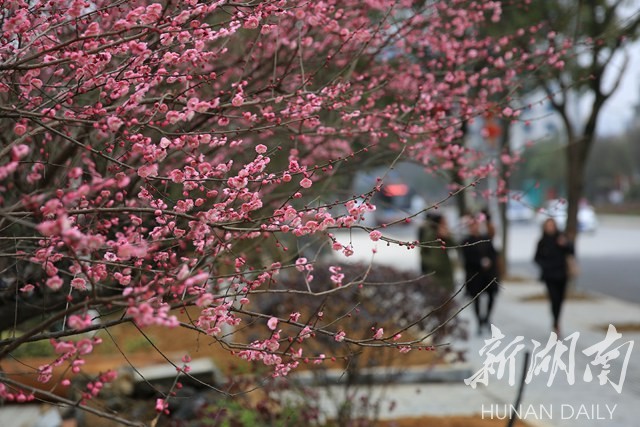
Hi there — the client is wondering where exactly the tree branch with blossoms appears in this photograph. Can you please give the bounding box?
[0,0,565,423]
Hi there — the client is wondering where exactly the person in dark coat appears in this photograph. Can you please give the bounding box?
[460,211,500,335]
[419,213,455,293]
[534,218,575,336]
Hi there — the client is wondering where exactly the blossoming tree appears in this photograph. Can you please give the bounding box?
[0,0,559,423]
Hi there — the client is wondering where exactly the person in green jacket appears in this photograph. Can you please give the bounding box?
[419,212,455,292]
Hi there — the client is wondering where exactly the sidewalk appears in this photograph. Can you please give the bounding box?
[312,279,640,427]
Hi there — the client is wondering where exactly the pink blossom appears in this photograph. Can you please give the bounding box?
[14,124,26,136]
[255,144,267,154]
[117,242,148,260]
[373,328,384,340]
[343,245,354,257]
[267,317,278,330]
[104,252,117,261]
[137,164,158,178]
[46,276,64,291]
[155,398,167,413]
[12,144,29,159]
[83,22,101,37]
[70,278,87,291]
[299,326,312,340]
[36,220,60,236]
[329,265,344,286]
[334,331,346,342]
[107,116,124,132]
[169,169,185,183]
[38,365,53,383]
[299,178,312,188]
[53,340,76,354]
[115,172,130,188]
[76,338,93,355]
[142,3,163,24]
[289,312,301,322]
[231,93,244,107]
[295,257,307,272]
[244,16,260,29]
[369,230,382,241]
[67,314,91,329]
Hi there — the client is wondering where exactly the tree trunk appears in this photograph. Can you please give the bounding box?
[499,121,512,278]
[565,135,592,243]
[453,122,469,218]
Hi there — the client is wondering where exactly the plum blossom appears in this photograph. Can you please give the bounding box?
[502,107,514,117]
[12,144,29,160]
[117,242,148,260]
[295,257,308,272]
[299,177,313,188]
[70,278,87,291]
[67,314,92,330]
[243,15,260,29]
[329,266,344,286]
[46,276,64,291]
[14,123,26,135]
[231,93,244,107]
[137,164,158,178]
[267,317,278,330]
[107,116,124,132]
[155,398,168,413]
[289,312,301,322]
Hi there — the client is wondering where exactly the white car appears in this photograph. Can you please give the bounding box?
[536,199,598,233]
[506,196,535,223]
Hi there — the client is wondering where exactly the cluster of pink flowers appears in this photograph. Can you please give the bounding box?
[0,0,568,415]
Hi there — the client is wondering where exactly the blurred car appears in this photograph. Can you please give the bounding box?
[506,194,535,223]
[535,199,598,233]
[373,182,420,226]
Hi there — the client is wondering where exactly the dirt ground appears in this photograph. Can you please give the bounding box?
[3,305,447,401]
[377,415,530,427]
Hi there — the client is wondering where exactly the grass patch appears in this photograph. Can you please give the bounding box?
[593,322,640,333]
[520,290,595,303]
[502,275,534,283]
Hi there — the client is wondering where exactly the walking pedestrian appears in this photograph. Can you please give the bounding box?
[534,218,575,336]
[460,211,500,335]
[419,212,455,293]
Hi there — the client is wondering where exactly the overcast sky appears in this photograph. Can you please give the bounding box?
[594,39,640,135]
[592,3,640,135]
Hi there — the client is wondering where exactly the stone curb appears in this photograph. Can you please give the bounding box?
[289,362,473,386]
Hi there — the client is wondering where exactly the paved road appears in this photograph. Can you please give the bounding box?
[333,214,640,303]
[507,215,640,303]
